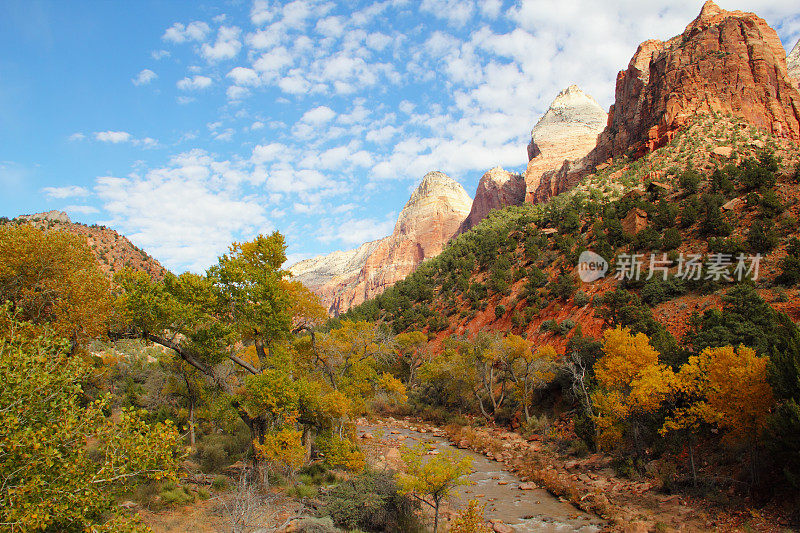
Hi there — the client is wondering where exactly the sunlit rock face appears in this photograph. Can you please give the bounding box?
[289,171,472,315]
[524,85,607,203]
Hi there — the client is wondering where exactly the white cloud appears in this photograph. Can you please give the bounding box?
[64,205,99,215]
[68,132,85,141]
[151,49,170,60]
[162,21,211,43]
[420,0,475,27]
[318,214,395,246]
[250,121,265,130]
[95,131,131,143]
[226,86,250,100]
[177,75,212,90]
[226,66,261,86]
[202,26,242,62]
[251,0,275,25]
[94,150,271,272]
[42,185,90,199]
[300,105,336,124]
[316,16,345,38]
[177,96,196,105]
[132,68,157,86]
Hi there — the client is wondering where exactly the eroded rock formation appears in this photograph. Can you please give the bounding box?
[595,0,800,161]
[460,167,526,232]
[289,171,472,315]
[524,85,607,203]
[789,38,800,88]
[529,1,800,205]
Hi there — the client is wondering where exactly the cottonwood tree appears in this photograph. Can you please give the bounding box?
[115,232,328,487]
[0,312,183,532]
[505,336,557,424]
[395,330,428,388]
[396,443,473,533]
[0,224,115,352]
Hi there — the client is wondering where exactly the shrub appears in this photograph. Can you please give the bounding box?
[494,305,506,319]
[573,291,590,307]
[548,273,576,300]
[660,228,682,251]
[759,189,783,219]
[778,238,800,285]
[679,168,701,195]
[540,319,558,333]
[321,469,422,532]
[560,319,576,335]
[212,475,229,491]
[747,220,778,253]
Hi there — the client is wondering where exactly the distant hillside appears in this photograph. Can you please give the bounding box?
[340,115,800,354]
[3,211,167,280]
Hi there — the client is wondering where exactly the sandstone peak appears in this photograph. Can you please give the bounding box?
[524,85,607,203]
[289,171,471,315]
[396,171,472,235]
[18,210,72,224]
[460,167,526,232]
[788,39,800,88]
[528,85,606,161]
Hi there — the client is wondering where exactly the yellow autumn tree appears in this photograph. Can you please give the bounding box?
[505,336,557,424]
[396,443,473,533]
[592,327,675,459]
[661,345,773,484]
[0,224,115,350]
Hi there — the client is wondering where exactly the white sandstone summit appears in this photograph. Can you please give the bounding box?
[788,38,800,89]
[289,171,471,315]
[525,85,607,202]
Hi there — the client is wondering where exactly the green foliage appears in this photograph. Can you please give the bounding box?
[573,290,590,307]
[548,272,576,301]
[747,220,778,253]
[322,469,422,532]
[679,168,701,195]
[778,238,800,285]
[0,314,184,531]
[494,304,506,319]
[660,228,682,251]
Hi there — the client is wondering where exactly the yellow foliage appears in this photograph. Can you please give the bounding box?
[449,500,492,533]
[595,327,661,389]
[253,428,306,474]
[592,327,676,452]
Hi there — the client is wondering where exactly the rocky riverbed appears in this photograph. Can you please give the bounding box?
[358,420,604,533]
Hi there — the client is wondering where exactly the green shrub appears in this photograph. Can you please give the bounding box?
[560,319,576,335]
[778,238,800,285]
[660,228,682,251]
[494,305,506,319]
[573,291,590,307]
[747,220,778,253]
[321,469,422,532]
[679,168,701,195]
[540,319,558,332]
[211,475,228,491]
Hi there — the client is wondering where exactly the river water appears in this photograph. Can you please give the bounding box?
[358,425,605,533]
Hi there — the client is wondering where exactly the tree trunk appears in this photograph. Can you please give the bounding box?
[188,400,196,448]
[689,442,697,488]
[433,499,440,533]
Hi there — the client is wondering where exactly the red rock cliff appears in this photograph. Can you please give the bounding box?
[595,0,800,162]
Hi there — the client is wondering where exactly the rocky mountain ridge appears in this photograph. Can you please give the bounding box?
[789,38,800,88]
[4,211,166,280]
[289,171,472,315]
[292,1,800,314]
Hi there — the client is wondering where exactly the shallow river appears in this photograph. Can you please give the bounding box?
[358,425,605,533]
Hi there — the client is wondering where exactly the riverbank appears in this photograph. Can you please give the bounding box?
[360,417,793,533]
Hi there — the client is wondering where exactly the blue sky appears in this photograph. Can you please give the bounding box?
[1,0,798,272]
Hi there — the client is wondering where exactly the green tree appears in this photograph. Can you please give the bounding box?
[396,443,472,533]
[0,313,183,531]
